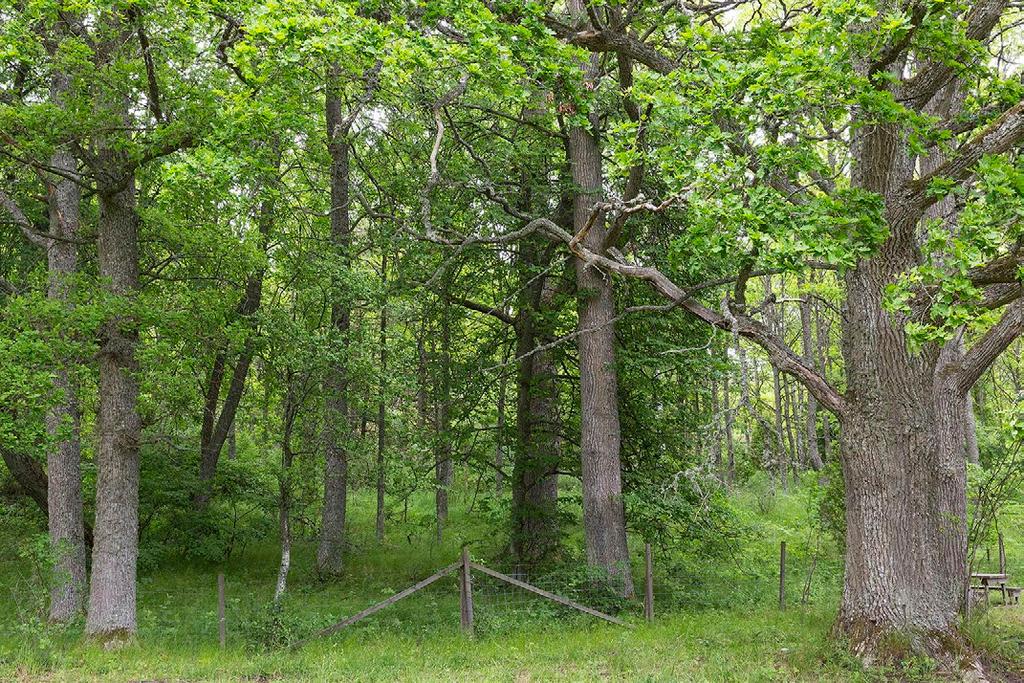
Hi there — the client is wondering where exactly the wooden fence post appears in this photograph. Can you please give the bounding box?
[644,543,654,622]
[778,541,787,611]
[999,533,1006,575]
[460,546,474,636]
[217,572,226,648]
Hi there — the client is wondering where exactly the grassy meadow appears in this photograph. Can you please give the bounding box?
[2,477,1023,682]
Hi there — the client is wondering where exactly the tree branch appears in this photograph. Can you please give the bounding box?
[956,298,1024,392]
[897,0,1010,108]
[902,99,1024,220]
[868,1,929,81]
[969,244,1023,287]
[130,7,165,123]
[544,18,678,75]
[0,189,48,249]
[538,219,849,416]
[450,296,516,326]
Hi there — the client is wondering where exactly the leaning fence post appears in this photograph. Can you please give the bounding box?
[217,572,226,648]
[644,543,654,622]
[999,533,1006,575]
[459,546,474,636]
[778,541,787,611]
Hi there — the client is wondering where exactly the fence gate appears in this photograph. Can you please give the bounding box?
[291,547,630,649]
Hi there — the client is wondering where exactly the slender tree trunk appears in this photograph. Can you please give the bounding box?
[274,371,296,604]
[375,253,387,543]
[86,170,142,641]
[710,377,723,476]
[723,373,735,485]
[784,376,800,475]
[495,345,508,496]
[764,277,789,490]
[318,65,352,575]
[735,336,754,457]
[435,296,453,544]
[417,328,428,428]
[195,162,274,507]
[771,365,787,491]
[816,295,833,459]
[566,43,633,595]
[799,278,823,470]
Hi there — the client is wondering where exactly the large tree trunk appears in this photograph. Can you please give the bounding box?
[318,66,352,575]
[45,139,87,623]
[86,174,142,641]
[837,371,968,654]
[837,117,969,653]
[567,48,633,596]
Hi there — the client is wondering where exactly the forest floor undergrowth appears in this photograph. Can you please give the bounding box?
[2,479,1023,682]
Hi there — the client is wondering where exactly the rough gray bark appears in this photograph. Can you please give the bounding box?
[0,23,88,622]
[86,169,142,641]
[836,73,982,651]
[45,138,87,623]
[831,69,1024,649]
[837,277,972,650]
[318,64,352,575]
[566,40,633,595]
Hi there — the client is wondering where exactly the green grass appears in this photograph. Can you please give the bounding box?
[2,480,1023,681]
